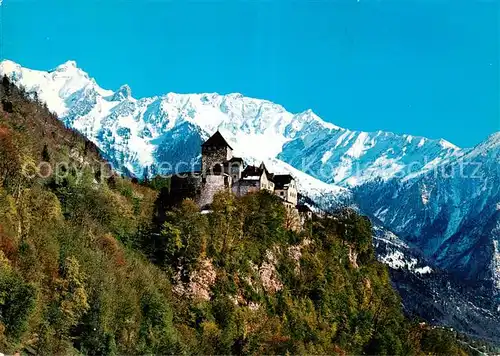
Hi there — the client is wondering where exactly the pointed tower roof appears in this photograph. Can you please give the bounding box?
[258,162,274,180]
[201,130,233,149]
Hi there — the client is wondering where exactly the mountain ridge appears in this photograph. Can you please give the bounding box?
[0,59,462,189]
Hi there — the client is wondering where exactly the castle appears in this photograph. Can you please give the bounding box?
[170,131,312,227]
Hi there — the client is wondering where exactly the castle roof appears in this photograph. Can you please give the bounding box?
[297,204,313,213]
[241,165,261,179]
[259,162,275,180]
[242,164,274,181]
[273,174,295,189]
[201,131,233,149]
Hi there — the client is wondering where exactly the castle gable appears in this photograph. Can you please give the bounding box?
[241,165,263,179]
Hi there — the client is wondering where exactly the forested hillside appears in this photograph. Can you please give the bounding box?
[0,76,482,354]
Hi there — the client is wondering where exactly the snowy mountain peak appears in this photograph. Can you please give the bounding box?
[54,60,78,72]
[438,138,459,150]
[0,59,22,74]
[458,131,500,162]
[485,131,500,147]
[112,84,132,101]
[296,109,341,131]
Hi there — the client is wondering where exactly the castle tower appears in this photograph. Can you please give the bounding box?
[201,131,233,175]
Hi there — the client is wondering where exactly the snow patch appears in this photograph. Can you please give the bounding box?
[346,132,370,158]
[421,184,431,205]
[380,250,433,274]
[439,138,459,150]
[321,150,333,164]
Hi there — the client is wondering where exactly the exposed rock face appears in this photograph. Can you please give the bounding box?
[288,239,311,274]
[348,245,359,269]
[259,262,283,294]
[172,259,217,301]
[252,251,283,294]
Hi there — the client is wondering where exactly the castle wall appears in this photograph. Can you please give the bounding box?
[274,180,298,205]
[197,175,230,209]
[260,173,274,192]
[169,173,203,205]
[287,180,298,205]
[228,161,243,181]
[232,180,261,197]
[275,188,287,201]
[299,211,313,226]
[284,204,301,232]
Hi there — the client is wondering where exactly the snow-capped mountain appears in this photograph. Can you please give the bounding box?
[2,59,500,341]
[278,124,461,187]
[356,132,500,291]
[355,133,500,342]
[0,59,458,193]
[0,59,350,201]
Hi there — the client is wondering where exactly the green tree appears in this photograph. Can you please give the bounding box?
[0,252,36,344]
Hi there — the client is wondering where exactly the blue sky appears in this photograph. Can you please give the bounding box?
[1,0,498,147]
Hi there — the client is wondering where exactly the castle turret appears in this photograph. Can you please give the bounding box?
[201,130,233,175]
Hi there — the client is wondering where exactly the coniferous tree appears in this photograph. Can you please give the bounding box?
[42,144,51,162]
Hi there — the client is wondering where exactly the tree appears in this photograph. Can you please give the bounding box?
[42,144,51,162]
[55,256,90,332]
[0,252,36,344]
[0,127,23,192]
[157,199,208,271]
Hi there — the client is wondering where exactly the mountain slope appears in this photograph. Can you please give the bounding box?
[373,223,500,344]
[356,133,500,290]
[279,128,461,187]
